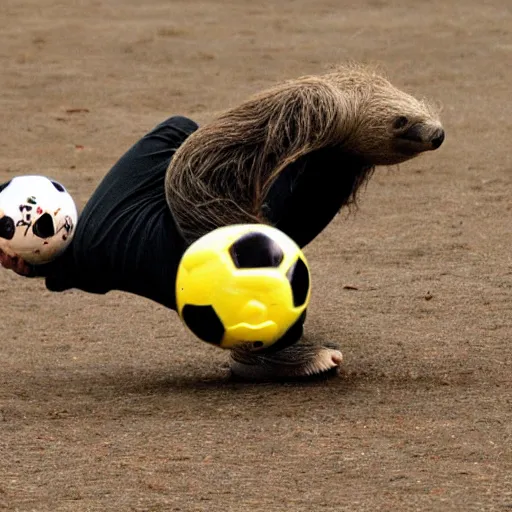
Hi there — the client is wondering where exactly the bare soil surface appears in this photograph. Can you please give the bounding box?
[1,1,511,510]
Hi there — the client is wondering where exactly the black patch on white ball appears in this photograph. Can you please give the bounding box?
[181,304,225,345]
[0,180,12,194]
[32,213,55,239]
[51,181,66,192]
[0,216,15,240]
[287,258,310,307]
[229,232,284,268]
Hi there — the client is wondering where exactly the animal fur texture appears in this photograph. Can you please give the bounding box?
[165,64,444,243]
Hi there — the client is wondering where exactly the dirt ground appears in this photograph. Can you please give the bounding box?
[1,0,511,510]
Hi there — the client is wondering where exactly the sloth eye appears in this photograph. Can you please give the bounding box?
[393,116,409,129]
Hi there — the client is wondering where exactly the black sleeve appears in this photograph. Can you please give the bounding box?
[42,116,198,310]
[263,147,370,249]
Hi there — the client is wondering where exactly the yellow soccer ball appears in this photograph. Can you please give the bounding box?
[176,224,311,350]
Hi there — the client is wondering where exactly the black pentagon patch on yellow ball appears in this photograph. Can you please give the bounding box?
[181,304,225,345]
[287,258,310,307]
[229,232,284,268]
[266,310,307,353]
[32,213,55,239]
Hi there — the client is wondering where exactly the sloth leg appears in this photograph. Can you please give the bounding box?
[229,309,342,380]
[229,339,343,381]
[235,151,362,380]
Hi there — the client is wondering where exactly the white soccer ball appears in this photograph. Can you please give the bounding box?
[0,175,78,265]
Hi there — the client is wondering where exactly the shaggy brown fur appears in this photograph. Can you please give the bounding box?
[165,64,444,243]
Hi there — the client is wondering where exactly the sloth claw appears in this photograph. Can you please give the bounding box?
[229,341,343,381]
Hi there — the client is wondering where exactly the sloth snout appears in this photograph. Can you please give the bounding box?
[399,123,445,151]
[431,128,445,149]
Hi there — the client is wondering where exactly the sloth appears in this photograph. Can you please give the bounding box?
[164,64,444,379]
[166,64,444,245]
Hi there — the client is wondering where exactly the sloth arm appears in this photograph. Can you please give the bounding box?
[263,147,371,248]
